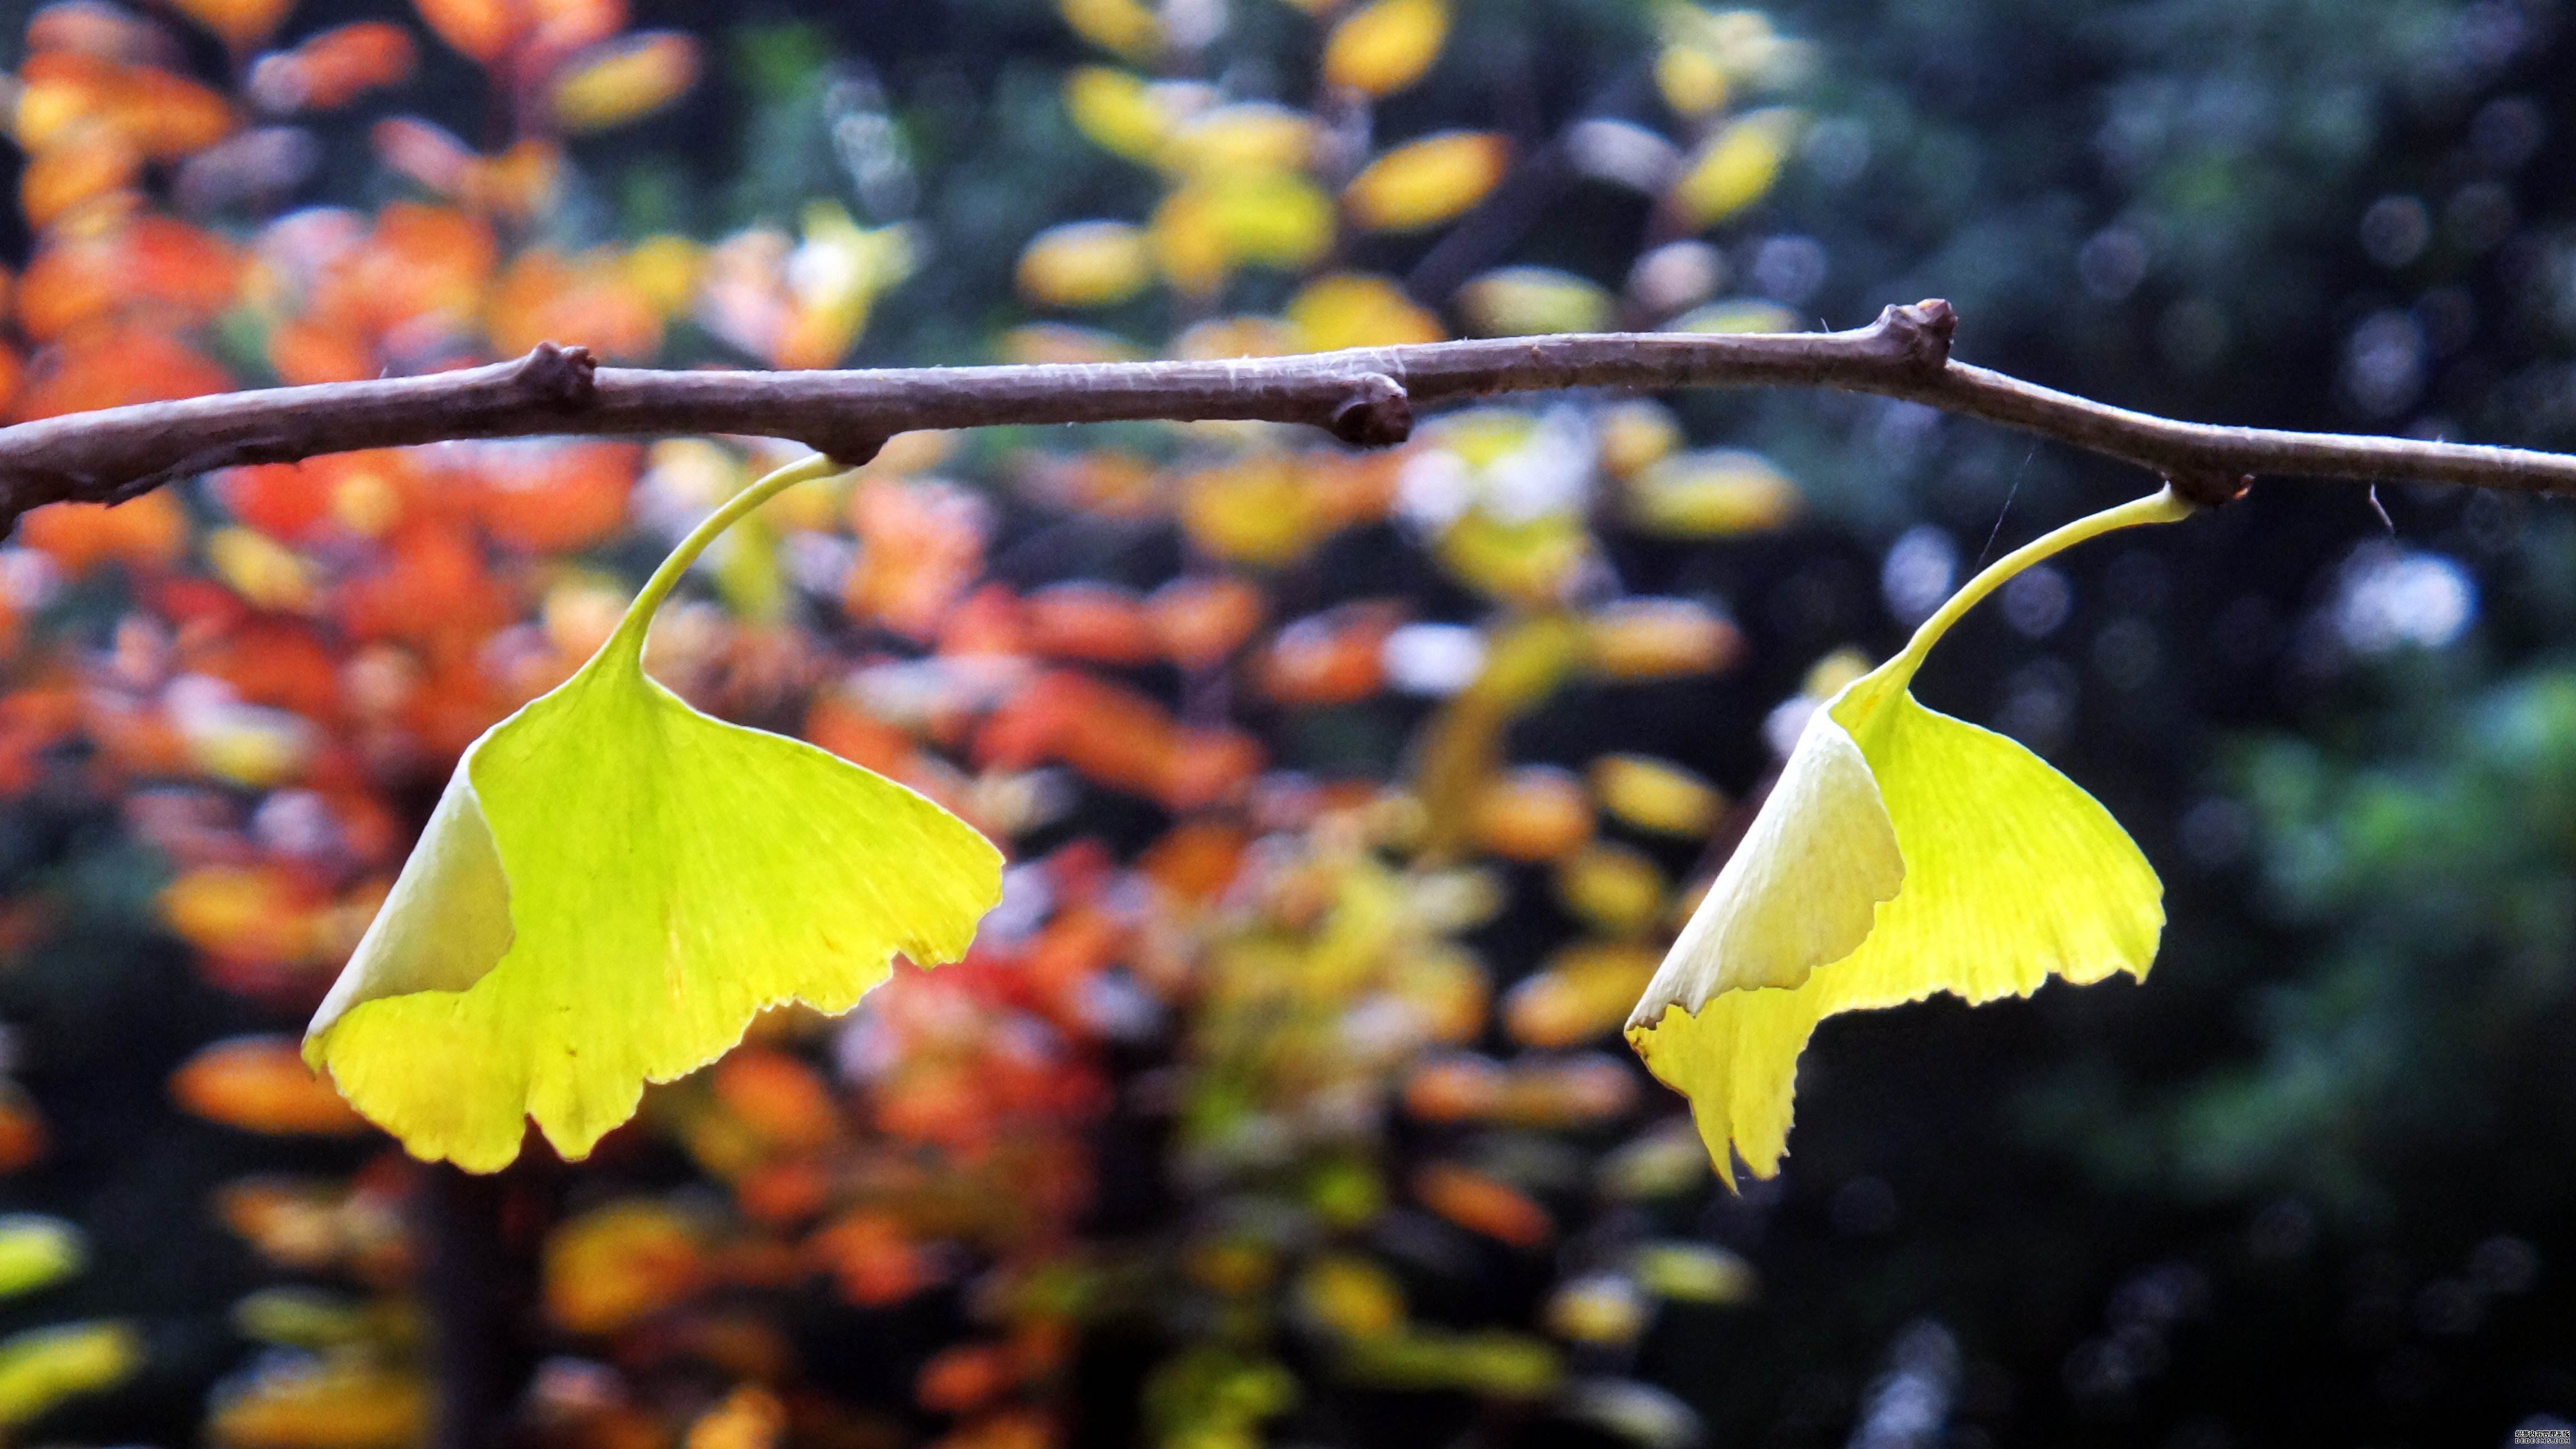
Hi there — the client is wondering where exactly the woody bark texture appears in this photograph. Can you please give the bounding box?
[4,300,2575,529]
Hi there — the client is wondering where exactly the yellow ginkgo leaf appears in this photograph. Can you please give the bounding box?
[1060,0,1163,61]
[1018,220,1156,308]
[1626,488,2194,1186]
[1343,131,1510,232]
[1063,65,1172,164]
[548,32,703,135]
[1285,273,1446,351]
[1655,43,1730,118]
[1323,0,1452,97]
[305,456,1003,1173]
[1457,266,1614,337]
[0,1322,139,1428]
[0,1218,83,1301]
[1671,107,1801,230]
[1164,104,1317,182]
[1625,448,1802,537]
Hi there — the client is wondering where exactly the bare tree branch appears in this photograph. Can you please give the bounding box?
[5,299,2572,530]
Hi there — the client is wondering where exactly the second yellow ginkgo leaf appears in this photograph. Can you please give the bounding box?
[1626,487,2192,1186]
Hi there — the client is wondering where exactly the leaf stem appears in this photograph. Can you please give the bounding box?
[1891,485,2195,679]
[604,452,843,666]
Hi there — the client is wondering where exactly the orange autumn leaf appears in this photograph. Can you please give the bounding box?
[187,617,344,722]
[16,491,187,575]
[976,669,1261,809]
[1472,765,1595,862]
[1148,575,1266,670]
[486,249,662,361]
[17,53,236,160]
[367,115,479,197]
[734,1158,830,1226]
[545,1201,708,1334]
[712,1049,841,1154]
[217,463,336,542]
[1259,604,1401,705]
[1413,1162,1551,1247]
[172,1035,370,1135]
[846,480,989,640]
[916,1344,1017,1415]
[804,695,915,776]
[681,1386,785,1449]
[0,1087,46,1174]
[166,0,295,51]
[1404,1055,1504,1123]
[411,0,522,65]
[472,441,640,552]
[18,132,142,229]
[317,200,497,335]
[265,319,373,385]
[807,1211,930,1307]
[1021,583,1158,665]
[249,22,418,112]
[17,217,240,341]
[15,325,231,418]
[1166,727,1263,811]
[938,584,1028,657]
[336,520,510,654]
[1138,820,1249,903]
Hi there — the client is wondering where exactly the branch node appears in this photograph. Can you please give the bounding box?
[1329,373,1413,448]
[512,343,597,408]
[2166,468,2252,509]
[1874,298,1958,376]
[806,432,887,469]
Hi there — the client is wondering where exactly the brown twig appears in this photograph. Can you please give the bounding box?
[5,300,2574,529]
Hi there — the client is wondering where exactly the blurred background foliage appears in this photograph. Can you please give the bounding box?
[0,0,2569,1446]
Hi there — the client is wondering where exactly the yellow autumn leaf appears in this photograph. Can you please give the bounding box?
[1671,107,1800,229]
[1626,488,2195,1186]
[1163,104,1318,182]
[1151,176,1336,295]
[1212,174,1337,268]
[1596,400,1683,479]
[1017,220,1156,307]
[1344,130,1510,231]
[1625,448,1802,536]
[549,32,702,134]
[623,234,705,316]
[1668,297,1805,334]
[1458,266,1615,336]
[1555,842,1670,936]
[0,1218,83,1301]
[1588,754,1723,837]
[305,456,1003,1172]
[0,1322,139,1428]
[1285,273,1446,352]
[207,526,319,612]
[1063,65,1172,164]
[1655,42,1730,117]
[1323,0,1452,97]
[1059,0,1162,59]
